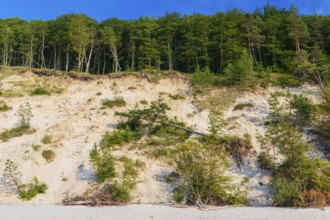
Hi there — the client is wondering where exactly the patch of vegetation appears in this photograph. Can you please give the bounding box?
[0,90,24,97]
[101,98,126,109]
[148,74,162,84]
[258,97,330,207]
[30,87,51,96]
[169,94,185,100]
[270,73,302,88]
[289,94,314,121]
[175,141,248,206]
[0,126,36,142]
[41,134,52,144]
[233,103,254,111]
[0,100,12,111]
[101,127,133,149]
[32,144,41,151]
[0,102,36,142]
[139,100,148,105]
[3,159,47,201]
[96,92,102,96]
[42,150,56,163]
[16,102,33,128]
[19,176,48,201]
[89,145,116,183]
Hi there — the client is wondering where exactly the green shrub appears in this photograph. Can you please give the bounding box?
[190,67,215,87]
[30,87,51,96]
[139,100,148,105]
[272,74,301,88]
[96,92,102,96]
[0,101,12,111]
[102,127,133,148]
[233,103,254,111]
[289,94,314,121]
[0,127,36,142]
[169,94,185,100]
[89,146,116,183]
[42,150,56,163]
[257,151,275,170]
[272,177,301,207]
[41,134,52,144]
[16,102,33,128]
[32,144,41,151]
[108,178,137,203]
[20,176,47,201]
[119,156,139,179]
[101,98,126,109]
[175,142,247,206]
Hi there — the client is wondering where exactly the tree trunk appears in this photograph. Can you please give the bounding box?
[41,35,46,68]
[65,50,70,72]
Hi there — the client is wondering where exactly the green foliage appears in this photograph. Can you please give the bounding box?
[42,150,56,163]
[139,100,148,105]
[101,98,126,109]
[233,103,254,111]
[16,102,33,128]
[30,87,51,96]
[289,94,314,121]
[190,67,215,87]
[207,111,225,139]
[41,134,52,144]
[168,94,185,100]
[2,159,23,193]
[224,49,256,87]
[107,178,137,203]
[32,144,41,151]
[175,142,247,206]
[0,127,36,142]
[89,145,116,183]
[118,156,139,179]
[271,74,302,88]
[102,127,133,149]
[272,177,301,207]
[19,176,47,201]
[3,160,47,200]
[0,100,12,111]
[115,101,171,131]
[258,96,330,207]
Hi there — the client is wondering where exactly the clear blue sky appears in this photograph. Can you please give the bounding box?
[1,0,329,21]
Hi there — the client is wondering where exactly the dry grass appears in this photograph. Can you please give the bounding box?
[194,88,241,111]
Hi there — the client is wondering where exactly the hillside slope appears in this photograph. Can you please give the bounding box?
[0,70,324,206]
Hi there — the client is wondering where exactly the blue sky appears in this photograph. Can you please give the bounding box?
[1,0,329,21]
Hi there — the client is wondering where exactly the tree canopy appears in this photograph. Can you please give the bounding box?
[0,4,329,75]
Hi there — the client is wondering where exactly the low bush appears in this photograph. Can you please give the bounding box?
[233,103,254,111]
[42,150,56,163]
[175,141,247,206]
[41,134,52,144]
[0,100,12,111]
[30,87,51,96]
[89,146,116,183]
[102,127,133,148]
[289,94,314,121]
[32,144,41,151]
[107,178,137,203]
[0,127,36,142]
[271,74,302,88]
[101,98,126,109]
[139,100,148,105]
[20,176,48,201]
[169,94,185,100]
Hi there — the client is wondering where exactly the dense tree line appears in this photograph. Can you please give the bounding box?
[0,4,329,75]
